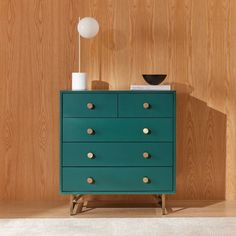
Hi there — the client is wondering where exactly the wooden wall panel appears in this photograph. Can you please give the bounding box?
[0,0,235,201]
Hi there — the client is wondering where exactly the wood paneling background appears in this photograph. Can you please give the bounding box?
[0,0,235,201]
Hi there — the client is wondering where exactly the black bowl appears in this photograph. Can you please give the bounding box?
[142,74,167,85]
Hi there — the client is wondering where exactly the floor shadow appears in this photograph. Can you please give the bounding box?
[80,201,160,214]
[78,199,223,217]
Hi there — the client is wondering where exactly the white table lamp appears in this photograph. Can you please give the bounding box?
[72,17,99,90]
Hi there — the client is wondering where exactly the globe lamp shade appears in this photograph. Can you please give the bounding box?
[77,17,99,39]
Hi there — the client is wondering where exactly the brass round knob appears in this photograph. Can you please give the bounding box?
[87,152,94,159]
[143,128,150,135]
[143,176,150,184]
[143,102,150,109]
[87,177,94,184]
[87,103,94,110]
[87,128,94,135]
[143,152,150,159]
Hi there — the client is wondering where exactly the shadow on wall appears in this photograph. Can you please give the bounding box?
[91,80,109,90]
[170,83,226,200]
[87,82,226,202]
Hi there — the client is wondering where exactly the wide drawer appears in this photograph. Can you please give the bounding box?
[62,143,173,166]
[62,93,117,117]
[118,93,174,117]
[63,118,173,142]
[62,167,173,192]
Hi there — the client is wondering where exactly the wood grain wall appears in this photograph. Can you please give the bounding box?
[0,0,235,201]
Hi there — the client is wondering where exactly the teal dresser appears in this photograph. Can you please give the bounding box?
[60,90,176,215]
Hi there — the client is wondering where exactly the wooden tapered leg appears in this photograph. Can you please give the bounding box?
[70,195,76,216]
[161,194,166,215]
[156,194,162,202]
[70,194,84,216]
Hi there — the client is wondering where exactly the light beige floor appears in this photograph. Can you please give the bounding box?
[1,200,236,218]
[1,218,236,236]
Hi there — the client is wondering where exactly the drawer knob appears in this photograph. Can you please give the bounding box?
[143,102,150,109]
[87,128,94,135]
[143,176,150,184]
[143,152,150,159]
[87,103,94,110]
[143,128,150,135]
[87,177,94,184]
[87,152,94,159]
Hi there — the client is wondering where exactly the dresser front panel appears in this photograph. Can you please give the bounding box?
[62,143,173,166]
[118,93,173,117]
[63,93,117,117]
[60,91,176,195]
[63,118,173,142]
[62,167,173,192]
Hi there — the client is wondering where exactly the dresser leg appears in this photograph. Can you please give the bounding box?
[155,194,162,204]
[161,194,166,215]
[70,194,84,216]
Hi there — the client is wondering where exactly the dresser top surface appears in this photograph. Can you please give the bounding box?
[61,90,176,94]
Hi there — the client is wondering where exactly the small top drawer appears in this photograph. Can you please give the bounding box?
[118,93,174,117]
[62,93,117,117]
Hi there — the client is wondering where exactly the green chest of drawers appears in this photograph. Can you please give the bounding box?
[60,90,176,215]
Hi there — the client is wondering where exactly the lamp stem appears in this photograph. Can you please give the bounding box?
[78,17,81,72]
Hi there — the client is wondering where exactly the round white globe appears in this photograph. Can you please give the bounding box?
[77,17,99,39]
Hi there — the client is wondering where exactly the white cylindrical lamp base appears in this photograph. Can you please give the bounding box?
[72,72,87,90]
